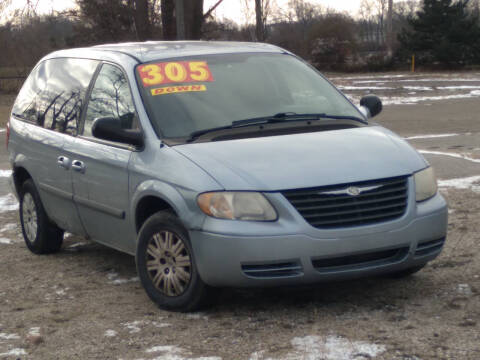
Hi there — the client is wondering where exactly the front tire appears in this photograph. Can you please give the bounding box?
[19,179,63,254]
[136,211,208,312]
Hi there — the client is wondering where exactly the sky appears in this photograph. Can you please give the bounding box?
[30,0,361,23]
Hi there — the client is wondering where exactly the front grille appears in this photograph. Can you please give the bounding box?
[415,238,445,258]
[312,247,409,273]
[241,261,303,279]
[282,176,408,229]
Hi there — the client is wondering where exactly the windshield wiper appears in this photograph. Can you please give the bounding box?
[231,112,366,127]
[187,124,236,142]
[186,112,366,142]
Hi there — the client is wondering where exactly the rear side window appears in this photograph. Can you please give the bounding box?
[12,58,99,135]
[82,63,137,138]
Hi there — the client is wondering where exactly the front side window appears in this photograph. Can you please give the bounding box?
[83,63,137,138]
[12,58,99,135]
[135,53,364,140]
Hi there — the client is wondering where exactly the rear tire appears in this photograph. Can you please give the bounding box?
[19,179,63,254]
[136,211,208,312]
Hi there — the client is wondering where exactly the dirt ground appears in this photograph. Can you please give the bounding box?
[0,72,479,360]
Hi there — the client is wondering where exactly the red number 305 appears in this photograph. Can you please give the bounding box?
[138,61,214,87]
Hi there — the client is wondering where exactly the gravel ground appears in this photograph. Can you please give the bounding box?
[0,72,479,360]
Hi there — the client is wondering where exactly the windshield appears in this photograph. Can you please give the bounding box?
[135,53,363,139]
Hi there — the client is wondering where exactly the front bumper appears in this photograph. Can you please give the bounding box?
[190,191,448,287]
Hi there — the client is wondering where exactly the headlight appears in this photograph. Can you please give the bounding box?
[197,192,277,221]
[414,167,438,202]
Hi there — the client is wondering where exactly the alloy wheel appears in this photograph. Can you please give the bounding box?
[22,193,38,243]
[146,231,192,297]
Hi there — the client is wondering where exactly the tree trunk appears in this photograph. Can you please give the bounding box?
[161,0,176,40]
[387,0,393,54]
[183,0,204,40]
[134,0,150,40]
[176,0,185,39]
[255,0,263,41]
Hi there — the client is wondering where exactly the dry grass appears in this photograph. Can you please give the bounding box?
[0,94,16,128]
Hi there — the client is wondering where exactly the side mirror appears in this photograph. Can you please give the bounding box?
[360,95,383,118]
[91,117,143,147]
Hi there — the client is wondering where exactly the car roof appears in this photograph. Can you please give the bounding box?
[46,41,287,64]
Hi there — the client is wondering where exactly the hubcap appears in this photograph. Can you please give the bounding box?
[146,231,192,297]
[22,193,38,243]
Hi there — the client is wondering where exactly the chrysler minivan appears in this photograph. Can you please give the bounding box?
[7,41,448,311]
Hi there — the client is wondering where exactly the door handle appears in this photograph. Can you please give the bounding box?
[57,156,70,169]
[71,160,86,173]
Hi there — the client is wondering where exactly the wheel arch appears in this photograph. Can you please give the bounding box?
[131,180,205,234]
[12,164,33,196]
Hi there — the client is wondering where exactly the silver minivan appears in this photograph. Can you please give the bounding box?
[8,41,448,311]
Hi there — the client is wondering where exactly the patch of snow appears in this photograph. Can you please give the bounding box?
[405,133,460,140]
[437,85,480,90]
[356,78,480,84]
[66,242,88,249]
[111,277,139,285]
[123,321,144,334]
[419,150,480,164]
[107,271,119,280]
[331,74,409,80]
[251,335,386,360]
[152,322,171,328]
[0,194,18,212]
[0,169,12,177]
[0,332,20,340]
[1,223,17,233]
[104,329,117,337]
[249,351,266,360]
[0,238,12,245]
[438,175,480,193]
[185,313,209,321]
[403,86,433,91]
[457,284,473,296]
[383,90,480,105]
[28,327,40,336]
[122,320,171,335]
[145,345,222,360]
[107,271,139,285]
[146,346,184,354]
[0,348,27,357]
[55,288,67,296]
[338,86,395,90]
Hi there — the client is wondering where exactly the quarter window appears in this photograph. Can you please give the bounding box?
[83,63,137,138]
[12,58,98,135]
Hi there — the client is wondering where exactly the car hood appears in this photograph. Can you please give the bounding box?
[173,126,427,191]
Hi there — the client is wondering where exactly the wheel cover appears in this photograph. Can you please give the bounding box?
[22,193,38,243]
[146,231,192,297]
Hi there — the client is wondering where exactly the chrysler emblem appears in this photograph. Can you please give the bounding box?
[346,186,361,196]
[319,184,382,196]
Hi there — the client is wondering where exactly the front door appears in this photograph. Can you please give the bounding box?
[66,63,139,253]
